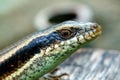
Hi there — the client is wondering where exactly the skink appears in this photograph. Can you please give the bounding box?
[0,21,102,80]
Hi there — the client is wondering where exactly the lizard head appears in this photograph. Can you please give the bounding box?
[46,21,102,48]
[42,21,102,56]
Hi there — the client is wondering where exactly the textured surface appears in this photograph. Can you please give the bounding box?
[54,48,120,80]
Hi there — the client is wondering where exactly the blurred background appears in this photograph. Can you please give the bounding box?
[0,0,120,50]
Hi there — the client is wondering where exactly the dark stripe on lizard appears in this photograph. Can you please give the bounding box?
[0,31,61,78]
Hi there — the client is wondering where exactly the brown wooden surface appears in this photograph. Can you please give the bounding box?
[54,48,120,80]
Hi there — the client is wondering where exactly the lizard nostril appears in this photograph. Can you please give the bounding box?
[93,24,102,36]
[92,24,98,29]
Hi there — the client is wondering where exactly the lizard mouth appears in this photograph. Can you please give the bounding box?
[76,24,102,44]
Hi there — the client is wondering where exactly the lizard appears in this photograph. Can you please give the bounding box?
[0,21,102,80]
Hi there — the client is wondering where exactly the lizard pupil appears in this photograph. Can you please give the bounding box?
[59,29,72,39]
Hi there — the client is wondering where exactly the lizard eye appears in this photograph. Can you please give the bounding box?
[58,29,72,39]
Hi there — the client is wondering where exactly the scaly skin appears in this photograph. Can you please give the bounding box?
[0,21,102,80]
